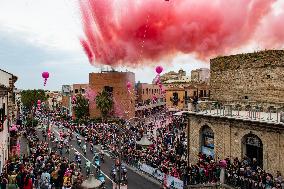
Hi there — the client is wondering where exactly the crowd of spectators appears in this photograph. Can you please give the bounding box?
[0,120,84,189]
[60,109,283,189]
[5,108,282,189]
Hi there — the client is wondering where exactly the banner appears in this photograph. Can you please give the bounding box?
[152,169,164,181]
[167,175,184,189]
[139,163,183,188]
[139,163,155,175]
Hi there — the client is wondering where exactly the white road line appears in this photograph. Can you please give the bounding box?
[72,147,113,182]
[50,125,114,182]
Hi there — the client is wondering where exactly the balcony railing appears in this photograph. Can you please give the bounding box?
[185,101,284,124]
[135,102,166,111]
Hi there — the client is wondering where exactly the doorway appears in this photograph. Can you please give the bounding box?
[242,133,263,168]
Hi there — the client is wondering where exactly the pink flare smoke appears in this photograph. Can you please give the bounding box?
[85,87,97,101]
[256,1,284,48]
[79,0,278,66]
[113,98,124,118]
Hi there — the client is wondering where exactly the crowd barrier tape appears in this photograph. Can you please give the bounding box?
[139,163,184,189]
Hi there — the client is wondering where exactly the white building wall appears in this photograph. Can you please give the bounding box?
[0,96,9,173]
[0,70,12,173]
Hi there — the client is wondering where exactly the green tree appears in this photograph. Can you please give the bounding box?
[74,94,90,121]
[95,90,113,120]
[21,89,47,111]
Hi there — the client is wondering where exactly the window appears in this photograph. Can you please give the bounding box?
[74,89,79,94]
[104,86,113,96]
[244,96,249,100]
[143,89,144,94]
[81,89,85,94]
[200,90,204,97]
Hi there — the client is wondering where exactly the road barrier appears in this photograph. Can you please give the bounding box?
[138,163,184,189]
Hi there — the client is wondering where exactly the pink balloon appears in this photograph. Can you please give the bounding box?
[126,81,132,89]
[159,83,162,88]
[37,100,41,104]
[42,72,49,79]
[155,66,163,74]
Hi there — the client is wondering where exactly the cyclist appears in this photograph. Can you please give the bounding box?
[82,144,87,155]
[85,161,91,177]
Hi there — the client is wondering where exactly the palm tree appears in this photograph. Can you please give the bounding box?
[95,90,114,120]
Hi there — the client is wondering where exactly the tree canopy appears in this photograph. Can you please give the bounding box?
[95,90,113,119]
[21,89,47,111]
[74,94,90,121]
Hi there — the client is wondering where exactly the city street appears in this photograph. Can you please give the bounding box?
[33,123,160,189]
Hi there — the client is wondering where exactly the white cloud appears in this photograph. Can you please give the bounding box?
[0,0,83,52]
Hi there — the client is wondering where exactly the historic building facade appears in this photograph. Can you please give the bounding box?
[191,68,210,83]
[184,50,284,175]
[89,71,135,120]
[185,111,284,174]
[0,69,17,172]
[136,83,164,104]
[165,83,210,110]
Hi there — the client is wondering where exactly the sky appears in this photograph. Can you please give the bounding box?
[0,0,282,91]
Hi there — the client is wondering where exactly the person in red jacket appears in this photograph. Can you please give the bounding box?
[23,174,33,189]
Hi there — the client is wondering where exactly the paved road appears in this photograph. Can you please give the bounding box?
[35,124,160,189]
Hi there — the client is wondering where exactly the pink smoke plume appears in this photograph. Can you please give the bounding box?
[86,87,96,108]
[113,98,124,118]
[79,0,279,66]
[256,1,284,48]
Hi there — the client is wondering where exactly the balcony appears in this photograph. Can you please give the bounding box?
[135,101,166,111]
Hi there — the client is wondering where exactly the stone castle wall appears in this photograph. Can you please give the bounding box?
[210,50,284,109]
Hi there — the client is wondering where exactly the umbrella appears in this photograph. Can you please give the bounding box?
[9,125,18,132]
[136,135,153,146]
[81,176,102,189]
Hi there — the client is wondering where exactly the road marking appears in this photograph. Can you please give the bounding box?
[73,147,113,182]
[51,125,114,183]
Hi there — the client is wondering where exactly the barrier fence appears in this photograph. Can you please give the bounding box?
[138,163,184,189]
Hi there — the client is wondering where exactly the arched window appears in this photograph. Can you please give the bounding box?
[200,125,214,158]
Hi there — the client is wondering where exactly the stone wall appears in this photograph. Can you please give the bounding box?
[89,71,135,120]
[210,50,284,109]
[187,113,284,174]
